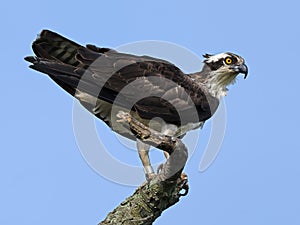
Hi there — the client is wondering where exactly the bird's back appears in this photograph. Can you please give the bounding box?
[25,30,219,135]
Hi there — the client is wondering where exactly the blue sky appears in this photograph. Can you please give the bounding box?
[1,1,300,224]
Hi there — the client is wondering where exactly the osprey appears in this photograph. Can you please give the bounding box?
[25,30,248,180]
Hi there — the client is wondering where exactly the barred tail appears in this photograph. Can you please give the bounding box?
[32,29,82,66]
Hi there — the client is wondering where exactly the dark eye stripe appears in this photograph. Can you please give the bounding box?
[206,59,224,70]
[227,53,238,64]
[230,56,237,64]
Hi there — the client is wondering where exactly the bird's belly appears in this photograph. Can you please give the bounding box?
[76,91,203,140]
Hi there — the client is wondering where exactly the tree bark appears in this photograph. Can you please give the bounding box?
[98,112,189,225]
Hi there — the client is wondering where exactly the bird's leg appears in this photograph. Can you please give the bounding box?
[117,111,188,185]
[136,139,155,181]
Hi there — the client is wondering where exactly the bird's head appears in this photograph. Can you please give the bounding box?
[201,52,248,97]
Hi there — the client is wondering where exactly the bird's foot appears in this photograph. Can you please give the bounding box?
[145,172,156,182]
[144,165,156,182]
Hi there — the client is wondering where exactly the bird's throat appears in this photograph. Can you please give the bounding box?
[205,72,237,98]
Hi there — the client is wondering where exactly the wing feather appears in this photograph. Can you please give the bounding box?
[25,30,219,126]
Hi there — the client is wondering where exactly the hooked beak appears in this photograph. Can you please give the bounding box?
[234,64,248,79]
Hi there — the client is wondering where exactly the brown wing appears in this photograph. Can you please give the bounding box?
[25,30,219,126]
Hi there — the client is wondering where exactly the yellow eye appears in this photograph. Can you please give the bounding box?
[225,57,233,65]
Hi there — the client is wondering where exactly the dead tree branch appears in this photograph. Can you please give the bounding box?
[98,112,189,225]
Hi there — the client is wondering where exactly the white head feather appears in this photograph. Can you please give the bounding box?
[204,53,232,64]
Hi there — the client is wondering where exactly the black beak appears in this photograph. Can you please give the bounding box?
[234,64,248,79]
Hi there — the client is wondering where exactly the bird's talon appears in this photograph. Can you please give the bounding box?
[146,173,156,182]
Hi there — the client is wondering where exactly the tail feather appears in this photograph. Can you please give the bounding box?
[24,56,81,96]
[25,30,130,106]
[25,30,103,96]
[32,30,82,66]
[24,56,120,104]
